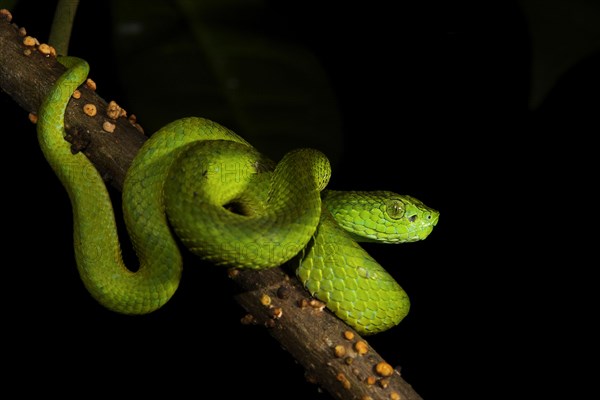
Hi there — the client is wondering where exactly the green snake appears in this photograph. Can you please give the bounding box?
[36,57,439,335]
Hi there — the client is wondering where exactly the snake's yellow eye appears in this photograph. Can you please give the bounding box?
[385,199,405,220]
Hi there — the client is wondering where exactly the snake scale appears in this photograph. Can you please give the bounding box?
[36,57,439,335]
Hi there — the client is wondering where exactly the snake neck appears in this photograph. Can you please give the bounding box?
[295,208,410,335]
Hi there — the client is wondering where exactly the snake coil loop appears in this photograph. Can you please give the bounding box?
[37,57,439,334]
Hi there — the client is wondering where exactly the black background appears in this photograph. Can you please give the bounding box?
[2,0,597,398]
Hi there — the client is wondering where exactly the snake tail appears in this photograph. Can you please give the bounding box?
[37,57,181,314]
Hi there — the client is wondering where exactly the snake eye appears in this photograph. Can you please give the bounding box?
[385,199,405,220]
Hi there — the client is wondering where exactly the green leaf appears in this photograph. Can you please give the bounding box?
[110,0,342,164]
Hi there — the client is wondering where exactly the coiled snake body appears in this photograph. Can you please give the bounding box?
[37,57,439,335]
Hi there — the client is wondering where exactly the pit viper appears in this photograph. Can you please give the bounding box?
[36,57,439,335]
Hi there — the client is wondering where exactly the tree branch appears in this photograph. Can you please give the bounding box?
[48,0,80,56]
[0,8,144,189]
[0,11,423,400]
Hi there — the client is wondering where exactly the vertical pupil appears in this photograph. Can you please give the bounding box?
[387,200,404,219]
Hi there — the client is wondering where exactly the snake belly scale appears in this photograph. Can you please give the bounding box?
[36,57,439,335]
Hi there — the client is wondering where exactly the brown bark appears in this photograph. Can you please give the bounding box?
[0,9,144,189]
[0,11,423,400]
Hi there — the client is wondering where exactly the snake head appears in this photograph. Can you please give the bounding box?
[323,190,439,243]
